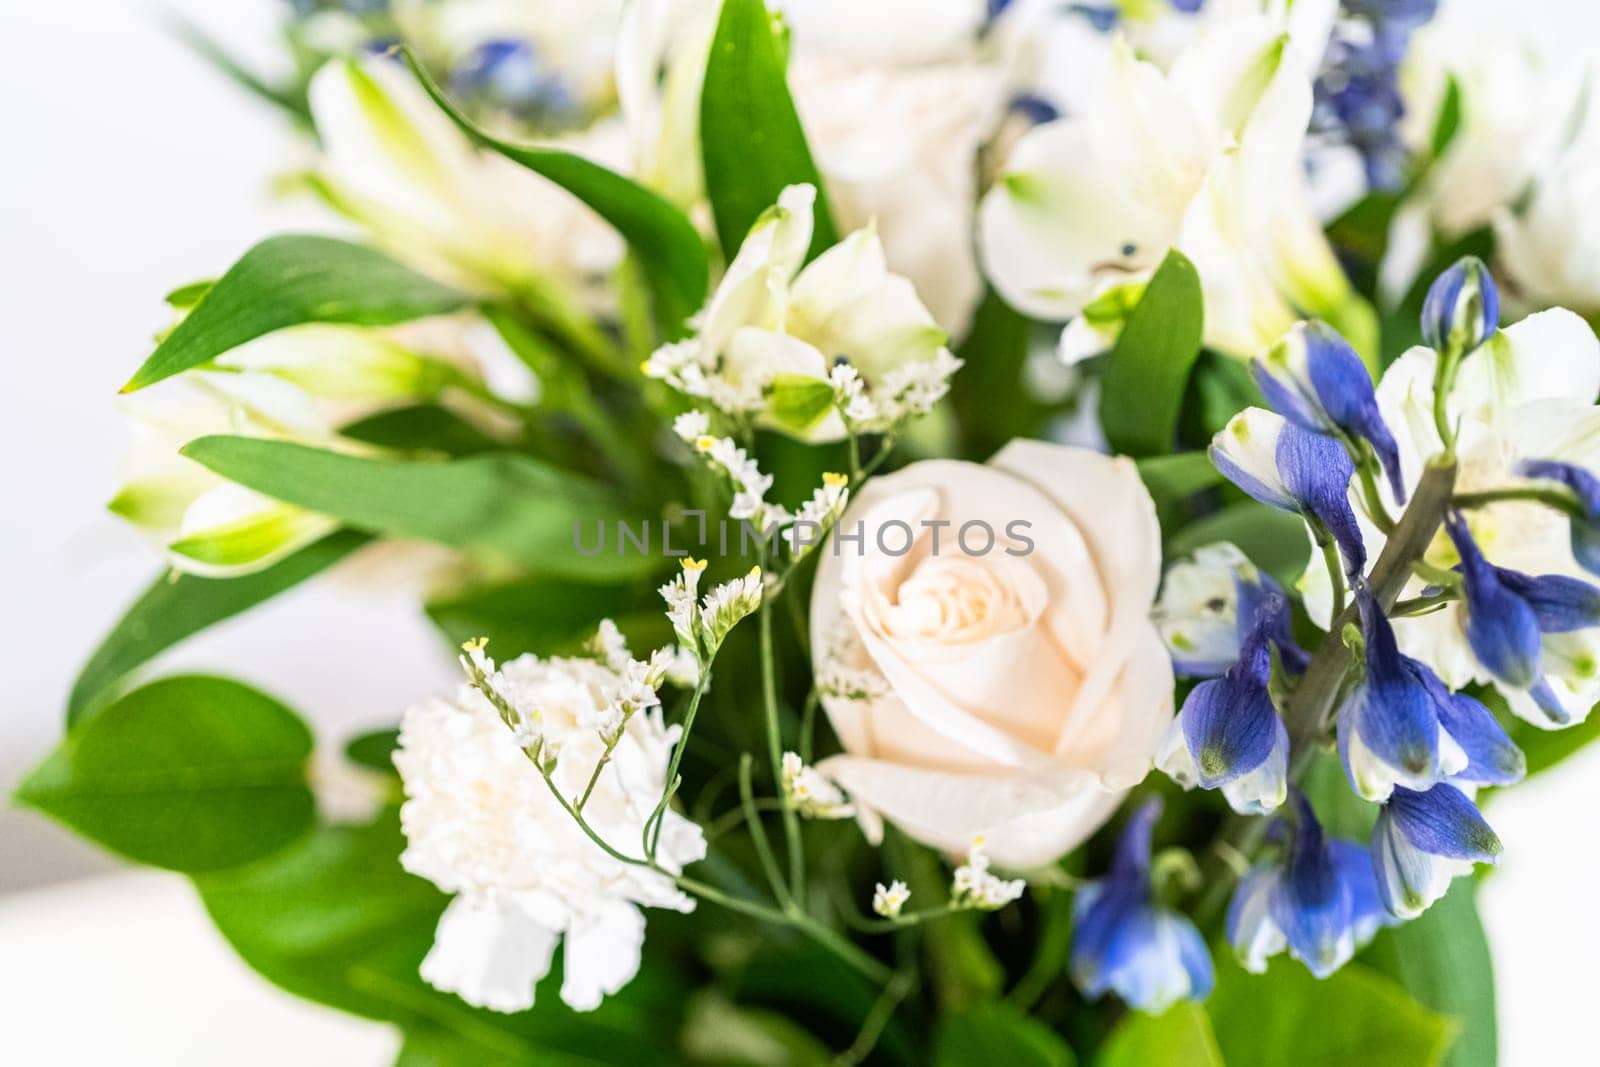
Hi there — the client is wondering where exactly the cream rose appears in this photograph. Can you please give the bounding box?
[810,440,1173,870]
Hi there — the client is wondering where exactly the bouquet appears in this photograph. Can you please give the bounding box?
[23,0,1600,1062]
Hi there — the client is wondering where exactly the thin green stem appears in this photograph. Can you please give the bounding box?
[1319,534,1347,620]
[1356,461,1397,534]
[647,671,711,858]
[703,797,785,843]
[844,903,966,935]
[1454,487,1585,518]
[847,427,863,482]
[740,754,795,911]
[575,746,616,813]
[834,972,916,1066]
[757,555,807,904]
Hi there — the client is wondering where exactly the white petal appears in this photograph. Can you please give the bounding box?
[420,896,559,1014]
[559,903,647,1013]
[1210,407,1293,510]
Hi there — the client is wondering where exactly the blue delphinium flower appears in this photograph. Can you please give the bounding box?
[1252,320,1405,502]
[1229,793,1391,977]
[1372,783,1501,919]
[1517,459,1600,578]
[1444,514,1588,725]
[1313,1,1439,190]
[1211,411,1369,580]
[450,39,575,127]
[1071,800,1213,1014]
[1158,595,1299,814]
[1422,256,1500,356]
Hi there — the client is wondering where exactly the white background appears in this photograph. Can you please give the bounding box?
[0,0,1596,1063]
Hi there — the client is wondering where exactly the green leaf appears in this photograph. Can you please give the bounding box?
[121,235,470,392]
[344,730,401,774]
[339,404,504,457]
[700,0,839,262]
[950,288,1045,459]
[1363,879,1496,1067]
[1165,500,1309,587]
[1099,251,1206,457]
[1137,452,1225,510]
[766,374,838,432]
[180,436,659,580]
[1509,710,1600,777]
[1430,75,1464,160]
[426,574,672,658]
[679,991,834,1067]
[17,675,315,872]
[400,50,708,338]
[934,1004,1077,1067]
[66,530,369,724]
[196,810,686,1057]
[1097,1002,1222,1067]
[1209,955,1456,1067]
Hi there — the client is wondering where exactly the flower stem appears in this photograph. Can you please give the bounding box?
[1453,486,1585,518]
[740,754,795,911]
[647,671,711,858]
[757,556,807,905]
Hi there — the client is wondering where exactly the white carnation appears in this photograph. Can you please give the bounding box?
[395,653,706,1013]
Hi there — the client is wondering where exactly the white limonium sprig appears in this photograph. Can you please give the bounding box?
[951,837,1027,912]
[780,751,855,820]
[872,880,911,920]
[458,637,558,772]
[658,558,766,662]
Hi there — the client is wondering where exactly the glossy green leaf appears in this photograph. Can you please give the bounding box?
[121,235,470,392]
[1509,710,1600,778]
[401,50,708,338]
[1098,1002,1222,1067]
[339,404,504,457]
[180,436,658,579]
[1099,250,1205,457]
[1364,879,1496,1067]
[700,0,838,261]
[934,1004,1076,1067]
[1209,955,1455,1067]
[950,288,1045,459]
[344,730,401,774]
[766,374,837,433]
[426,574,672,658]
[1165,500,1309,586]
[18,675,315,871]
[1137,452,1225,509]
[66,530,369,724]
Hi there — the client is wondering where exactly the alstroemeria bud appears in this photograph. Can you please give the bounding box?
[1445,514,1573,724]
[1421,256,1500,355]
[1158,603,1294,815]
[1070,801,1213,1015]
[1228,794,1390,978]
[1252,321,1405,502]
[1211,410,1368,579]
[1516,459,1600,578]
[1372,783,1501,920]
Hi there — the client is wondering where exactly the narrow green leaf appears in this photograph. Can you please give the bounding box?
[1136,452,1225,509]
[1431,75,1465,160]
[67,530,370,724]
[339,404,504,457]
[935,1004,1077,1067]
[700,0,839,261]
[1099,250,1206,457]
[1363,879,1496,1067]
[1165,500,1309,587]
[1209,955,1456,1067]
[1097,1002,1223,1067]
[180,436,658,579]
[18,675,315,872]
[122,235,470,392]
[400,50,708,337]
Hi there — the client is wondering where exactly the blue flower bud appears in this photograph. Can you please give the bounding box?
[1071,801,1213,1014]
[1211,412,1368,580]
[1252,321,1406,503]
[1421,256,1500,355]
[1372,784,1501,919]
[1229,794,1391,978]
[1445,514,1572,724]
[1516,459,1600,578]
[1159,604,1293,814]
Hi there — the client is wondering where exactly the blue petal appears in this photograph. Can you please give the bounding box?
[1421,256,1499,354]
[1239,583,1311,675]
[1270,796,1353,978]
[1494,569,1600,633]
[1110,799,1161,882]
[1386,784,1503,864]
[1278,426,1367,578]
[1416,668,1525,785]
[1211,441,1296,512]
[1181,674,1282,789]
[1515,459,1600,577]
[1328,840,1388,937]
[1171,914,1215,1000]
[1301,323,1408,504]
[1347,595,1444,778]
[1228,867,1285,972]
[1445,514,1545,688]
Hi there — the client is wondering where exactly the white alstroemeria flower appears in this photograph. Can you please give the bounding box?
[644,184,956,440]
[979,5,1360,360]
[307,55,623,297]
[618,0,1005,335]
[396,652,706,1013]
[112,369,339,577]
[1301,309,1600,727]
